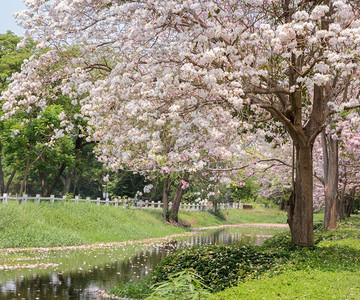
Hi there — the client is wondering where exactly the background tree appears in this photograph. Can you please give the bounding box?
[0,31,34,195]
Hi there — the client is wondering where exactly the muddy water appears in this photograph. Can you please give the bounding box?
[0,226,287,299]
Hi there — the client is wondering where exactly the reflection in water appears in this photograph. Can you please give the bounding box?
[0,229,275,299]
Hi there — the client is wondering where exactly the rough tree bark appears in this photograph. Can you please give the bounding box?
[170,173,189,223]
[287,144,314,245]
[321,131,339,230]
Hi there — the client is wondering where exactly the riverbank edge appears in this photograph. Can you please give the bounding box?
[191,223,289,231]
[0,202,295,248]
[2,223,288,253]
[109,215,360,300]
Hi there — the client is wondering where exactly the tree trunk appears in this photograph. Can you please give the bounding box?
[170,173,189,222]
[287,144,314,245]
[322,132,339,230]
[63,153,80,194]
[46,163,66,197]
[338,180,346,221]
[4,169,16,193]
[162,176,171,220]
[345,187,356,218]
[19,151,31,197]
[213,181,221,213]
[337,196,345,220]
[72,174,79,195]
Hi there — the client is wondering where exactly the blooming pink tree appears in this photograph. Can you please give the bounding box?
[337,112,360,217]
[314,110,360,228]
[89,93,248,221]
[3,0,360,245]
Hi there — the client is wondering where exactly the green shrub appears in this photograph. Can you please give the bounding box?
[110,278,151,299]
[146,270,211,300]
[150,245,282,292]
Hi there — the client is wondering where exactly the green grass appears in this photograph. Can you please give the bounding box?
[211,270,360,299]
[0,201,321,248]
[0,202,186,248]
[180,208,289,227]
[211,215,360,300]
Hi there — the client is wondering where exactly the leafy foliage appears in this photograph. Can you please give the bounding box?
[150,244,282,292]
[214,215,360,299]
[110,278,152,299]
[146,270,211,300]
[230,177,259,202]
[0,31,34,90]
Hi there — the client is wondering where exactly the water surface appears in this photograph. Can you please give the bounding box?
[0,226,287,299]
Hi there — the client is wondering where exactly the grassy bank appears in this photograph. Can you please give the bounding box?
[211,215,360,299]
[110,215,359,299]
[0,202,292,248]
[0,201,324,249]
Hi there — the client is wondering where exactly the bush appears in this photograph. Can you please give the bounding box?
[150,245,282,292]
[110,278,151,299]
[146,270,211,300]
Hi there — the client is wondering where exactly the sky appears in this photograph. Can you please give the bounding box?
[0,0,27,36]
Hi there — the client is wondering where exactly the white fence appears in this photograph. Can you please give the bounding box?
[0,193,249,211]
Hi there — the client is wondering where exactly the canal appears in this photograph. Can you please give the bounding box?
[0,226,287,299]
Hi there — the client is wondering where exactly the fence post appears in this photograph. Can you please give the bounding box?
[151,201,155,209]
[145,200,149,209]
[23,194,28,204]
[115,199,118,207]
[157,201,161,209]
[50,195,55,204]
[106,198,109,206]
[123,199,127,208]
[2,193,8,204]
[62,196,66,202]
[86,197,90,203]
[36,194,40,204]
[97,197,100,205]
[75,195,79,203]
